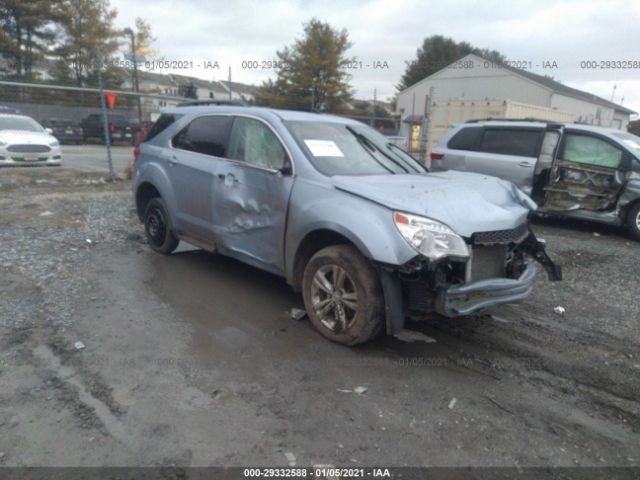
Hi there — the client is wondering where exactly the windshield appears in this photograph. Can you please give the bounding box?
[0,116,44,132]
[285,120,427,175]
[612,131,640,159]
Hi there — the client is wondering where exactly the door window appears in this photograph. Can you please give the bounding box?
[561,134,623,169]
[535,130,560,173]
[172,115,233,157]
[228,117,287,169]
[479,129,541,157]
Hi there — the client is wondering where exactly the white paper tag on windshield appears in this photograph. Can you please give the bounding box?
[304,139,344,157]
[622,139,640,149]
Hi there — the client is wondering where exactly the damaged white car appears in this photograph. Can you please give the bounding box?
[133,105,561,345]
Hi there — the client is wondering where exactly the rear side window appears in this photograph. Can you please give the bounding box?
[447,127,482,150]
[146,114,183,141]
[172,115,233,157]
[479,129,541,157]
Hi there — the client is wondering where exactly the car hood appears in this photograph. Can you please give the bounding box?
[0,130,57,145]
[332,171,536,237]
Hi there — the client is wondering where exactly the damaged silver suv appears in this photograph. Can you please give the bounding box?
[133,106,561,345]
[432,120,640,239]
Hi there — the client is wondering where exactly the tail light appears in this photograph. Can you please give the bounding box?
[431,152,444,161]
[133,145,140,163]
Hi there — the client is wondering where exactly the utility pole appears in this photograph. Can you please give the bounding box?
[96,49,115,180]
[310,77,315,111]
[123,27,142,125]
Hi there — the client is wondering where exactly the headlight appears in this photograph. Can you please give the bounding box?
[393,211,469,260]
[49,140,59,147]
[0,141,7,147]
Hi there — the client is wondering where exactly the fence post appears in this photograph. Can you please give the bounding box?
[96,50,115,180]
[419,87,434,165]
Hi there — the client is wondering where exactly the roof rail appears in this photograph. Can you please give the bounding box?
[176,99,248,107]
[465,117,561,124]
[278,106,320,113]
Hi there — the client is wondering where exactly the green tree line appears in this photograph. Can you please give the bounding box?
[1,3,507,115]
[256,19,506,114]
[0,0,154,89]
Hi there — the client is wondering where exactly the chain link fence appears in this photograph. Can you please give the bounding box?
[0,78,409,175]
[0,80,185,177]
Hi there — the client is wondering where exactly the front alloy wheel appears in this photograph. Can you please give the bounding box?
[302,245,384,346]
[310,264,360,333]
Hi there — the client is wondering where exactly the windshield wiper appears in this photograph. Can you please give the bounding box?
[345,126,395,174]
[385,142,427,173]
[346,126,411,174]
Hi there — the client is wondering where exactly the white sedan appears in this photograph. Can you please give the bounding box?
[0,114,62,166]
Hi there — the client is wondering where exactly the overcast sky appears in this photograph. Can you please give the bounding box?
[110,0,640,115]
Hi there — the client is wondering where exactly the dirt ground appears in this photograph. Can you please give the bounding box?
[0,168,639,473]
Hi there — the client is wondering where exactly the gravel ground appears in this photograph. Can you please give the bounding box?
[0,168,638,476]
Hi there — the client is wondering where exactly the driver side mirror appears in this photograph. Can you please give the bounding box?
[279,155,293,175]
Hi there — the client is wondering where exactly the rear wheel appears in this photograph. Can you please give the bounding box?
[144,197,179,254]
[626,202,640,240]
[302,245,384,346]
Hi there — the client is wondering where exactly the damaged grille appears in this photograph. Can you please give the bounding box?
[470,245,507,282]
[473,223,528,245]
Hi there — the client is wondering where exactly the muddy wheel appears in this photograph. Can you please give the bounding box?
[302,245,384,346]
[144,197,179,254]
[627,202,640,240]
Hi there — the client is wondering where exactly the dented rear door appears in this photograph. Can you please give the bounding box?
[544,130,627,212]
[211,116,294,274]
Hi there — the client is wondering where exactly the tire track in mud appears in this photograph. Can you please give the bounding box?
[32,343,128,442]
[416,310,640,433]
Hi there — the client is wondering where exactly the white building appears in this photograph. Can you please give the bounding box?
[219,80,258,104]
[396,53,635,142]
[123,71,257,120]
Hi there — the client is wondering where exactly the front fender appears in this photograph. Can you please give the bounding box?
[619,175,640,214]
[284,181,417,281]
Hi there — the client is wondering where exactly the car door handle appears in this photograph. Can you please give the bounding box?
[518,161,533,167]
[218,173,239,184]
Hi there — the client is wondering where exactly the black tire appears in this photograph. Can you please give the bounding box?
[144,197,179,254]
[626,202,640,240]
[302,245,384,346]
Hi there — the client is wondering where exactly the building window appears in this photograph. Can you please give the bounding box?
[209,92,214,99]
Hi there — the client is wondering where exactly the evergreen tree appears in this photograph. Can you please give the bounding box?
[0,0,63,80]
[398,35,505,91]
[256,18,353,112]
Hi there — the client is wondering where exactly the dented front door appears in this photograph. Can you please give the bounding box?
[544,130,627,212]
[211,116,294,274]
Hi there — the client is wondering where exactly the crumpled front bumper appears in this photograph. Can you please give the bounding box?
[435,261,538,317]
